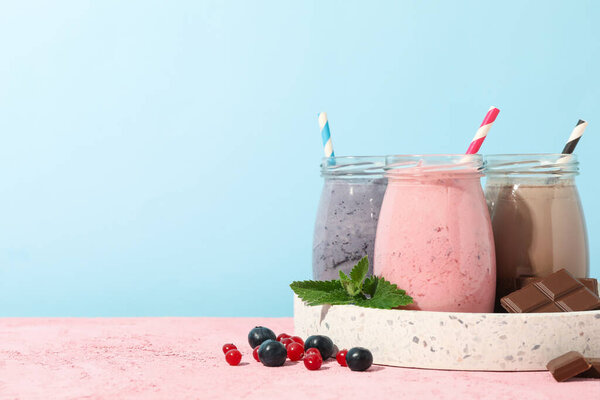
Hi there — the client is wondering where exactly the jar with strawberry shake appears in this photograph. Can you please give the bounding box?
[373,154,496,312]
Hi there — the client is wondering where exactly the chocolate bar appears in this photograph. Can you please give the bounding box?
[578,358,600,379]
[547,351,591,382]
[517,276,599,296]
[501,269,600,313]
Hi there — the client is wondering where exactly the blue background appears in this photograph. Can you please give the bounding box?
[1,1,599,317]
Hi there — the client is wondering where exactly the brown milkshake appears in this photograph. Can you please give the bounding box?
[485,155,589,310]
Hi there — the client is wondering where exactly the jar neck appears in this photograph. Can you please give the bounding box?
[485,154,579,180]
[384,154,483,180]
[320,156,386,178]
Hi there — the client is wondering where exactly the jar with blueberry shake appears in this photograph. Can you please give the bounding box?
[312,157,387,280]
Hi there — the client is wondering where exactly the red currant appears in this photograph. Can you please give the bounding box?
[222,343,237,354]
[276,333,291,342]
[253,346,260,362]
[225,349,242,366]
[305,348,321,357]
[280,338,293,347]
[286,342,304,361]
[336,349,348,367]
[304,353,322,370]
[290,336,304,346]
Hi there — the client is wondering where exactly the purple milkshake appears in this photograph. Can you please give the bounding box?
[312,157,387,280]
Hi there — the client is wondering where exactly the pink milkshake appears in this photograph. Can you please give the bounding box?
[373,155,495,312]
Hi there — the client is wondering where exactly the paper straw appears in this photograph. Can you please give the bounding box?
[318,112,335,159]
[466,106,500,154]
[562,119,588,154]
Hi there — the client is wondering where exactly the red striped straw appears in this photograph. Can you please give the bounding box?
[466,106,500,154]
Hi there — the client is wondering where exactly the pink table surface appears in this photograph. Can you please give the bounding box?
[0,317,598,399]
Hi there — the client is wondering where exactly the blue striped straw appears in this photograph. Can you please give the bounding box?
[318,112,335,161]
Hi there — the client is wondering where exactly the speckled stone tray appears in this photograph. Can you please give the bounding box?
[293,296,600,371]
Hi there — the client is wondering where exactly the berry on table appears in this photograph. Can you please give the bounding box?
[336,349,348,366]
[257,339,287,367]
[304,335,335,360]
[280,338,293,347]
[304,353,322,370]
[290,336,304,346]
[248,326,277,349]
[253,346,260,362]
[286,342,304,361]
[305,348,321,357]
[277,333,291,342]
[346,347,373,371]
[225,349,242,366]
[222,343,237,354]
[331,344,339,359]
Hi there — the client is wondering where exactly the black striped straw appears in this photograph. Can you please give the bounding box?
[562,119,588,154]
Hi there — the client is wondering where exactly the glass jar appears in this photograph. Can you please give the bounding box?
[373,155,495,313]
[485,154,589,308]
[312,157,387,280]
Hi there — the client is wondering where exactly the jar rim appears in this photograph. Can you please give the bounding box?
[485,153,579,177]
[384,154,483,178]
[485,153,578,158]
[319,156,387,177]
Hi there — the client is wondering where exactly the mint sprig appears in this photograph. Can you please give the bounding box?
[290,256,413,309]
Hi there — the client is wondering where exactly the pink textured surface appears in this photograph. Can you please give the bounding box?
[0,318,598,399]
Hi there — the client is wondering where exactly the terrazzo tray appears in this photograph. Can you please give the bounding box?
[293,296,600,371]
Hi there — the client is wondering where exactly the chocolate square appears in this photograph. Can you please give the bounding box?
[546,351,591,382]
[534,269,582,300]
[556,289,600,312]
[501,284,550,313]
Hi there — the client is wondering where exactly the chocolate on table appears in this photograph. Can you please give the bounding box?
[501,269,600,313]
[546,351,591,382]
[517,276,599,296]
[577,358,600,379]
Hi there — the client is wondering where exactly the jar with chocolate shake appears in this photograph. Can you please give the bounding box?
[484,154,589,310]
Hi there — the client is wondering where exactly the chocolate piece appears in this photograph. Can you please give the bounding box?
[517,276,598,296]
[501,269,600,313]
[577,358,600,379]
[546,351,591,382]
[583,278,599,296]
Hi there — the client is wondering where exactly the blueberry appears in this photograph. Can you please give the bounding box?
[257,339,287,367]
[248,326,276,349]
[331,344,339,359]
[346,347,373,371]
[304,335,335,360]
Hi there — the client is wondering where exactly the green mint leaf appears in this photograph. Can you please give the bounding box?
[354,277,413,309]
[339,270,350,285]
[339,270,360,296]
[290,257,413,309]
[306,288,354,306]
[290,279,342,296]
[290,280,353,306]
[361,275,378,297]
[349,256,369,291]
